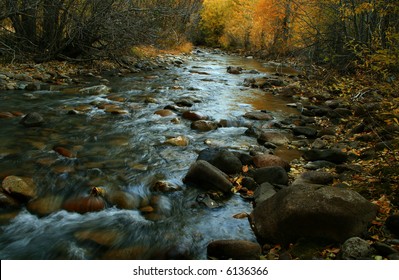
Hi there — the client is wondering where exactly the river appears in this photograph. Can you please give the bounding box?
[0,49,300,259]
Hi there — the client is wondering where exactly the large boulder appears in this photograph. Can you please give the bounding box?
[183,160,233,193]
[249,185,378,245]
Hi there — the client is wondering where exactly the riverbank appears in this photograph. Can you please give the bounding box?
[0,48,398,260]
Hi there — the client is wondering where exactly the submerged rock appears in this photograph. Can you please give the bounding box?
[20,112,44,127]
[191,120,218,131]
[79,84,110,95]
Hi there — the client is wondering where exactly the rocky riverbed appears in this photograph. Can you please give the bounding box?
[1,48,398,260]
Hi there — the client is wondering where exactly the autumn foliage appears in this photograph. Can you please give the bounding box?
[199,0,399,74]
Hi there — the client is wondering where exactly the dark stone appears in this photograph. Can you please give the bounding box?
[191,120,218,131]
[241,177,259,191]
[386,215,399,236]
[297,171,334,185]
[20,112,44,127]
[183,160,233,193]
[257,131,290,146]
[249,185,378,245]
[182,111,208,121]
[227,66,243,74]
[235,152,253,166]
[252,154,290,171]
[253,166,289,185]
[372,242,399,257]
[293,126,318,138]
[340,237,375,260]
[304,160,337,170]
[253,182,276,206]
[207,240,261,260]
[244,111,273,121]
[197,148,243,174]
[325,100,340,109]
[303,149,348,164]
[328,108,353,119]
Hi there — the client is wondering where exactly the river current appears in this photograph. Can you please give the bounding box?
[0,49,300,259]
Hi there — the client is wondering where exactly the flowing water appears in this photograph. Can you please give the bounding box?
[0,49,300,259]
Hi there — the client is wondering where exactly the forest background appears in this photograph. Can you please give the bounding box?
[0,0,398,78]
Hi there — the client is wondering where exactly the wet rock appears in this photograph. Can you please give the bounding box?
[249,185,378,245]
[53,146,76,158]
[340,237,375,260]
[75,229,123,247]
[303,149,348,164]
[26,195,63,216]
[252,154,290,171]
[154,109,175,117]
[196,193,221,208]
[164,136,189,146]
[253,166,289,185]
[227,66,243,74]
[175,99,194,107]
[182,111,208,121]
[293,126,318,138]
[191,120,218,131]
[20,112,44,127]
[304,160,337,170]
[257,131,290,146]
[386,215,399,236]
[254,182,276,206]
[105,191,140,210]
[244,111,274,121]
[151,181,181,193]
[183,160,233,193]
[144,97,158,104]
[1,175,36,201]
[207,240,261,260]
[110,109,129,115]
[197,148,243,174]
[79,84,110,95]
